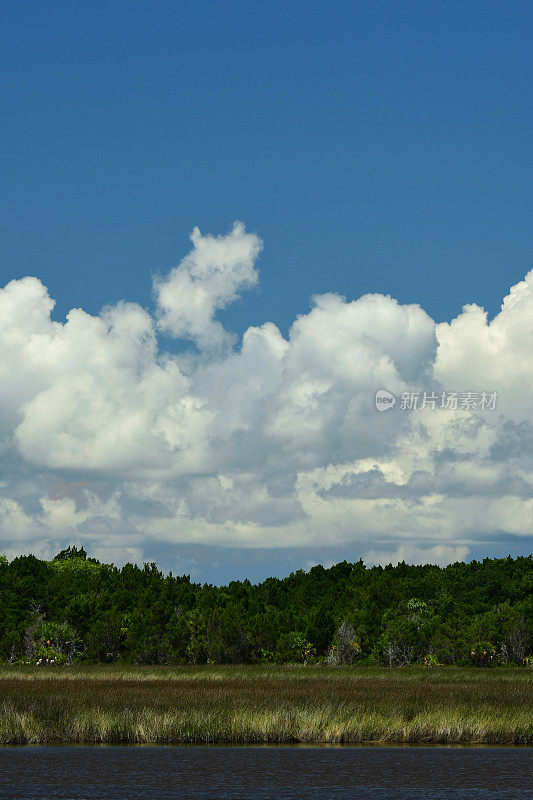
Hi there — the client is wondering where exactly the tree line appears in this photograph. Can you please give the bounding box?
[0,548,531,667]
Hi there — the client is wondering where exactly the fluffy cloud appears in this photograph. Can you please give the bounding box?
[435,270,533,419]
[154,221,262,349]
[1,223,532,574]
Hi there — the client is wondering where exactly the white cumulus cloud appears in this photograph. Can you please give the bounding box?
[1,223,532,572]
[154,221,262,350]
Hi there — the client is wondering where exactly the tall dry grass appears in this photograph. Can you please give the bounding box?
[0,665,530,745]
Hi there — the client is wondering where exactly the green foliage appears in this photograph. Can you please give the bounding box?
[275,631,315,663]
[0,551,530,666]
[54,545,88,561]
[24,620,80,665]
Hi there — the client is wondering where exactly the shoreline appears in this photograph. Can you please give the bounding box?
[1,742,532,749]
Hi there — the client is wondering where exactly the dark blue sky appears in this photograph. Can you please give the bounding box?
[2,0,533,334]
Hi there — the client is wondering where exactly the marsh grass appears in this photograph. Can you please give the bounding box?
[0,665,530,745]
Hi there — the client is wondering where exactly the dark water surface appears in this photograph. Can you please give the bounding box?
[0,745,531,800]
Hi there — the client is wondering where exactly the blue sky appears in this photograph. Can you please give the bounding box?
[1,1,532,581]
[3,1,533,329]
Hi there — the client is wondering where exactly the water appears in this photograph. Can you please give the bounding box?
[0,745,531,799]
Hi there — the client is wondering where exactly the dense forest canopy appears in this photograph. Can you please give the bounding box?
[0,550,531,667]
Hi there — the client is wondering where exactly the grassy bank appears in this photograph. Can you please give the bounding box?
[0,665,531,745]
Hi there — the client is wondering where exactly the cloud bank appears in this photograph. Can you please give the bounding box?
[1,223,532,572]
